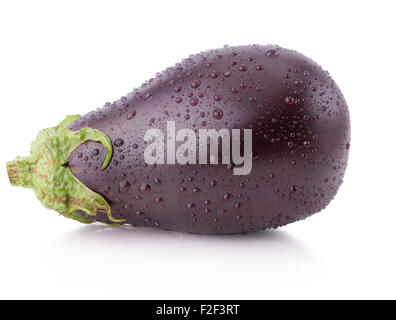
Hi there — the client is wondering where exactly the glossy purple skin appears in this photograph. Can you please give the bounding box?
[68,45,350,234]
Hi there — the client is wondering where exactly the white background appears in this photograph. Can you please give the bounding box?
[0,0,395,299]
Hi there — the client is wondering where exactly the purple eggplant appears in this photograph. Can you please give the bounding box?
[7,45,350,234]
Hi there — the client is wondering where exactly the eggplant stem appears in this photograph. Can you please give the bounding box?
[7,115,125,224]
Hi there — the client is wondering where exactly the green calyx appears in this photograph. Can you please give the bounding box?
[6,115,125,224]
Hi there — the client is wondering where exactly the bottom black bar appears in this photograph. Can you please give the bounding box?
[0,299,380,316]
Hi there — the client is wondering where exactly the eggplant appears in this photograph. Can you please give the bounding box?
[7,45,350,234]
